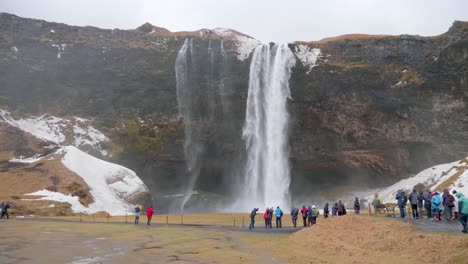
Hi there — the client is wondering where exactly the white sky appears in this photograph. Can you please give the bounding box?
[1,0,467,43]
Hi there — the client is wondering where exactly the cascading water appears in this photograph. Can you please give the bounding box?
[241,43,296,210]
[175,38,204,213]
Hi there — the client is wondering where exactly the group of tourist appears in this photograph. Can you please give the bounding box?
[371,188,468,233]
[134,205,154,225]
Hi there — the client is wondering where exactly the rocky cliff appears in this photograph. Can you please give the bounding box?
[0,13,467,211]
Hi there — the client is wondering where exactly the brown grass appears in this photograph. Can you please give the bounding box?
[435,166,468,193]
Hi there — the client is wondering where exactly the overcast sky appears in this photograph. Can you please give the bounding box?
[1,0,468,43]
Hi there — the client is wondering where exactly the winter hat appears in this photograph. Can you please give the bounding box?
[312,205,316,209]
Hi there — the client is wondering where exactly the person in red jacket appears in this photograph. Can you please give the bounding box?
[146,206,154,225]
[300,205,308,227]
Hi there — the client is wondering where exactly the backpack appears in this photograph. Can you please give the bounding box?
[280,210,283,217]
[448,194,455,207]
[294,208,299,215]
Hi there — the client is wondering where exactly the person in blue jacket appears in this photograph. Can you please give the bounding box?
[290,207,298,228]
[431,191,442,221]
[275,206,283,228]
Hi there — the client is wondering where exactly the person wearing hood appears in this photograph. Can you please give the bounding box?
[307,206,313,227]
[408,189,420,219]
[263,208,269,228]
[309,205,320,225]
[354,197,360,215]
[300,205,308,227]
[332,202,338,216]
[0,202,10,219]
[324,203,330,219]
[456,192,468,233]
[290,207,299,228]
[337,200,346,216]
[396,190,408,218]
[431,192,442,221]
[424,189,432,218]
[275,206,283,228]
[417,191,424,217]
[146,205,154,225]
[249,208,259,230]
[443,189,455,221]
[268,207,274,228]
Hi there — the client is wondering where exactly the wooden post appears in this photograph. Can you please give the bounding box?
[79,213,82,223]
[234,218,236,228]
[242,216,244,228]
[125,213,128,224]
[166,215,168,225]
[368,204,371,215]
[181,214,183,225]
[107,213,110,224]
[407,206,411,224]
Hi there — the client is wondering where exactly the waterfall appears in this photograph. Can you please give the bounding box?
[175,38,204,213]
[241,43,296,209]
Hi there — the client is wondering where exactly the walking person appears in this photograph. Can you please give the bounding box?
[432,192,442,221]
[249,208,258,230]
[324,203,329,219]
[300,205,308,227]
[263,208,269,228]
[134,205,141,224]
[146,205,154,225]
[0,202,10,219]
[424,189,432,218]
[455,192,468,233]
[354,197,360,215]
[408,189,420,219]
[443,189,455,221]
[310,205,319,225]
[307,205,313,227]
[290,207,298,227]
[275,206,283,228]
[396,190,408,218]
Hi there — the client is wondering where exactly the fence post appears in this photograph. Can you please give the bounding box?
[368,204,371,215]
[125,213,128,224]
[234,218,236,228]
[166,215,168,225]
[242,216,244,228]
[181,214,183,225]
[107,213,110,224]
[79,213,82,223]
[407,206,411,224]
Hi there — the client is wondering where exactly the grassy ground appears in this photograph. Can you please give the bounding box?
[1,214,468,264]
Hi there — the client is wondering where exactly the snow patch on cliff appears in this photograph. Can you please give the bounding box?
[235,36,261,61]
[25,146,148,215]
[365,158,468,203]
[294,45,321,74]
[0,109,108,154]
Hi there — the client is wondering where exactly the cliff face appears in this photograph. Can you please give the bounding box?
[0,13,467,209]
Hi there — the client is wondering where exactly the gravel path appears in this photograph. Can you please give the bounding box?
[393,216,465,233]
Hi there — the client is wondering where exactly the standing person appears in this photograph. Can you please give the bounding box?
[0,202,10,219]
[0,202,4,217]
[249,208,258,230]
[268,207,274,228]
[354,197,360,215]
[146,206,154,225]
[332,202,338,216]
[408,189,420,219]
[443,189,455,221]
[290,207,298,228]
[456,193,468,233]
[300,205,308,227]
[432,192,442,221]
[396,190,408,218]
[337,200,346,216]
[372,194,382,215]
[275,206,283,228]
[417,191,424,217]
[263,208,269,228]
[307,205,313,227]
[453,190,460,219]
[134,205,141,224]
[310,205,320,225]
[424,189,432,218]
[323,203,330,219]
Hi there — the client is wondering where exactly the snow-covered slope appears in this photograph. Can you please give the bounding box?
[0,109,108,155]
[366,157,468,203]
[25,146,148,215]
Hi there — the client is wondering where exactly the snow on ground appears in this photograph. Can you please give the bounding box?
[25,146,148,215]
[234,36,261,61]
[365,157,468,203]
[9,154,44,163]
[0,108,108,154]
[294,45,321,74]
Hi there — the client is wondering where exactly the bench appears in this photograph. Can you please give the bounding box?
[374,204,396,217]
